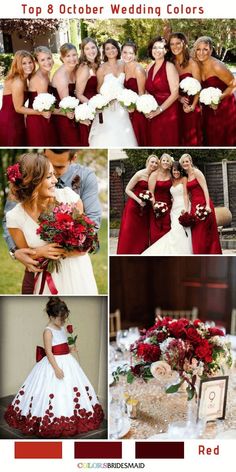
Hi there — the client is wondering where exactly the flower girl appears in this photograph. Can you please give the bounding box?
[4,297,104,437]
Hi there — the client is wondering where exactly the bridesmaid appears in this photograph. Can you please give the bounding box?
[167,32,202,146]
[0,50,35,145]
[179,153,222,254]
[51,43,80,146]
[26,46,56,146]
[145,36,179,146]
[193,36,236,146]
[117,155,159,254]
[121,41,147,146]
[75,37,101,146]
[148,153,173,245]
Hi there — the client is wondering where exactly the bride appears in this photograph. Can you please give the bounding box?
[89,38,137,147]
[142,161,193,255]
[6,153,98,295]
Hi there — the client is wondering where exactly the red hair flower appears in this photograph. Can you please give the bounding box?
[7,163,22,183]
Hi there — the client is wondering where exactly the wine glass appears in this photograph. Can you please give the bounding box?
[109,399,124,439]
[116,329,129,352]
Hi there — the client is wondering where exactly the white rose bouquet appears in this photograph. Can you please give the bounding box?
[179,77,201,96]
[136,94,158,114]
[89,94,109,112]
[59,96,79,114]
[117,89,138,111]
[32,93,56,112]
[100,80,123,102]
[199,87,222,109]
[74,103,95,123]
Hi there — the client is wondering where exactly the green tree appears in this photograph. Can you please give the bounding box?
[84,19,126,45]
[0,19,62,49]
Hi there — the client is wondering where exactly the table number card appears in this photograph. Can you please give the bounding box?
[197,376,229,421]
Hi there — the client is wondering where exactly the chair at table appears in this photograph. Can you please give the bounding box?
[231,309,236,335]
[155,306,198,322]
[110,309,121,339]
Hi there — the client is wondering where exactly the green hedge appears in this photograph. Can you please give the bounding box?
[0,53,13,79]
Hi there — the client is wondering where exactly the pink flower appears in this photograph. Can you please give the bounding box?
[7,163,23,183]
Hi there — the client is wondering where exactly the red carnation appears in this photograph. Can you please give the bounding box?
[137,342,161,362]
[66,325,73,334]
[186,327,202,344]
[195,339,213,363]
[169,319,188,338]
[208,327,225,337]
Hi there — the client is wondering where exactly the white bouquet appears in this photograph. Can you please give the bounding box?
[74,103,95,122]
[199,87,222,108]
[136,94,158,114]
[100,79,123,102]
[89,94,109,112]
[59,96,79,113]
[179,77,201,96]
[32,93,56,112]
[117,88,138,110]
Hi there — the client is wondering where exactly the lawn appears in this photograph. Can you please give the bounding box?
[0,218,108,295]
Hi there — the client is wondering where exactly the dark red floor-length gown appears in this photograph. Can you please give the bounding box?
[80,75,97,146]
[187,178,222,254]
[201,76,236,146]
[26,91,57,146]
[0,93,27,146]
[124,77,147,146]
[179,73,202,146]
[117,180,150,254]
[149,179,172,245]
[51,83,81,146]
[145,62,179,146]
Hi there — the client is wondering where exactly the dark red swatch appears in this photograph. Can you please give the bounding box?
[15,442,62,459]
[135,442,184,459]
[74,441,122,459]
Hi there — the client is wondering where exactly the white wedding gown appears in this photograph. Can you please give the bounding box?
[142,183,193,255]
[89,73,138,147]
[4,326,104,437]
[6,187,98,295]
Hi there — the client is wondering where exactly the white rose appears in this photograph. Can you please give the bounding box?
[151,361,172,378]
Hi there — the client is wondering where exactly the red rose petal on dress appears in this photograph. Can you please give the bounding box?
[19,390,24,395]
[49,394,54,399]
[76,392,80,397]
[73,387,78,392]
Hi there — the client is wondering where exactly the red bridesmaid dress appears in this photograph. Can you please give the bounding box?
[51,83,81,146]
[145,62,179,146]
[179,73,202,146]
[80,75,97,146]
[201,76,236,146]
[26,91,57,146]
[0,93,27,146]
[149,179,172,245]
[187,178,222,254]
[117,180,150,254]
[124,77,147,146]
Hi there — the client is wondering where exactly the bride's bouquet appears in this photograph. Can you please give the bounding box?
[37,202,98,273]
[32,93,56,112]
[59,96,79,114]
[136,94,158,114]
[178,211,196,236]
[114,317,232,400]
[199,87,222,109]
[100,79,123,103]
[179,77,201,96]
[89,94,110,112]
[153,201,168,218]
[117,89,138,111]
[195,204,210,221]
[74,103,95,123]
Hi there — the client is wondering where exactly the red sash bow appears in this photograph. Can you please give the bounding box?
[36,343,70,362]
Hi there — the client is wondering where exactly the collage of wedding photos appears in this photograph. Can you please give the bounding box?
[0,15,236,451]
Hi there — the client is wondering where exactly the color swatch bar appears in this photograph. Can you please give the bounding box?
[74,441,122,459]
[136,442,185,459]
[15,442,62,459]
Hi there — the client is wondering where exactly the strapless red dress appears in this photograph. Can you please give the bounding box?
[149,179,172,245]
[187,179,222,254]
[124,77,147,146]
[179,73,202,146]
[26,91,57,146]
[145,62,179,146]
[51,83,80,146]
[201,76,236,146]
[117,180,150,254]
[0,93,27,145]
[80,75,97,146]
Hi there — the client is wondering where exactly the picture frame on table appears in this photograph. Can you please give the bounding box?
[197,376,229,421]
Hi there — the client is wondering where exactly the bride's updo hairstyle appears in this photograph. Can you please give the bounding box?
[145,154,159,166]
[46,297,70,320]
[179,153,194,167]
[9,153,50,204]
[103,38,121,62]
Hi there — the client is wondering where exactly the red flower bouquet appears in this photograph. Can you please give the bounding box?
[153,201,168,218]
[114,317,232,400]
[66,324,78,345]
[139,190,152,203]
[36,202,98,273]
[178,212,196,236]
[195,204,210,221]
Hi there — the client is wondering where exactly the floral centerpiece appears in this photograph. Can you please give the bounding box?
[114,317,232,400]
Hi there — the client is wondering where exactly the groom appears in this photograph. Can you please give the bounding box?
[3,149,102,294]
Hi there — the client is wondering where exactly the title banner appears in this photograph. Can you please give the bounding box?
[0,0,236,19]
